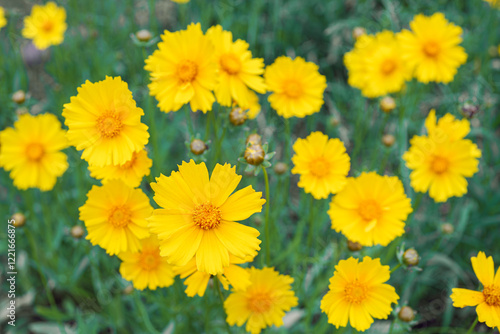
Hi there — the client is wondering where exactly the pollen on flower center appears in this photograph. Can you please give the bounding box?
[220,53,241,75]
[344,280,368,304]
[108,206,132,228]
[177,60,199,83]
[247,292,273,313]
[358,200,382,221]
[423,41,440,57]
[381,59,397,75]
[309,158,330,177]
[96,112,123,139]
[431,156,449,174]
[26,143,45,161]
[139,251,161,271]
[42,21,54,32]
[193,202,222,230]
[283,80,303,98]
[483,285,500,306]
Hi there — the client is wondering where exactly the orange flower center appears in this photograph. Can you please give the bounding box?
[431,156,449,174]
[220,53,241,75]
[121,151,138,169]
[108,206,132,228]
[26,143,45,161]
[177,60,198,83]
[423,41,440,57]
[344,280,368,304]
[381,59,396,75]
[358,200,382,222]
[42,21,54,32]
[97,112,123,139]
[483,285,500,306]
[283,80,303,98]
[309,158,330,177]
[247,292,273,313]
[193,202,222,230]
[139,250,161,271]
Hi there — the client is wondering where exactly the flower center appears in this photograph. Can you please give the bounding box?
[381,59,396,75]
[139,250,161,271]
[26,143,45,161]
[358,200,382,222]
[283,80,303,98]
[120,151,138,169]
[220,53,241,75]
[108,206,132,228]
[431,156,449,174]
[177,60,198,83]
[96,112,123,139]
[193,202,222,230]
[247,292,273,313]
[344,280,368,304]
[309,158,330,177]
[483,285,500,306]
[423,41,440,57]
[42,21,54,32]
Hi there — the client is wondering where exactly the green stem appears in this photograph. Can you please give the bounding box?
[205,109,212,141]
[307,195,315,252]
[390,263,402,274]
[262,166,271,266]
[134,293,160,334]
[388,317,395,334]
[215,277,232,334]
[184,107,195,135]
[465,316,478,334]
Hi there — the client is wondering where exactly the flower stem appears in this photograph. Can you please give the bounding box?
[465,316,478,334]
[307,195,315,252]
[133,292,160,334]
[390,262,402,274]
[215,277,232,334]
[262,166,271,266]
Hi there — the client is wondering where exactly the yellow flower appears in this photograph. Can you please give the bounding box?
[451,252,500,330]
[22,2,66,50]
[118,235,175,290]
[483,0,500,8]
[398,13,467,83]
[63,76,149,167]
[224,267,298,334]
[175,254,254,297]
[265,56,327,118]
[0,7,7,30]
[88,149,152,188]
[145,23,217,114]
[171,0,190,3]
[148,160,264,275]
[403,110,481,202]
[206,25,266,108]
[79,180,152,255]
[321,256,399,332]
[291,131,350,199]
[0,113,68,191]
[344,31,411,98]
[327,172,412,247]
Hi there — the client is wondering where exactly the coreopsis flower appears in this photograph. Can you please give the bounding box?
[483,0,500,7]
[327,172,412,247]
[175,254,254,297]
[291,131,350,199]
[79,180,151,255]
[398,13,467,83]
[224,267,298,334]
[265,56,327,118]
[22,2,66,50]
[88,149,152,187]
[148,160,265,275]
[63,76,149,167]
[451,252,500,330]
[171,0,190,3]
[403,110,481,202]
[118,235,175,290]
[0,113,68,191]
[206,25,266,108]
[344,31,411,98]
[321,256,399,332]
[0,7,6,30]
[145,23,217,113]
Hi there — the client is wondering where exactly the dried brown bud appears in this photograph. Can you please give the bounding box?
[441,223,454,235]
[190,139,207,155]
[382,134,396,147]
[12,90,26,104]
[11,213,26,227]
[246,133,262,146]
[347,240,363,252]
[229,107,247,126]
[70,225,85,239]
[380,96,396,113]
[274,162,288,175]
[136,29,152,42]
[244,144,265,165]
[398,306,415,322]
[403,248,420,266]
[352,27,366,40]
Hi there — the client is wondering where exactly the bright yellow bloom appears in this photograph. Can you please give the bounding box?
[224,267,298,334]
[206,25,266,108]
[175,254,254,297]
[118,235,175,290]
[451,252,500,330]
[398,13,467,83]
[22,2,66,50]
[149,160,264,275]
[171,0,190,3]
[0,113,68,191]
[63,76,149,167]
[344,31,411,98]
[145,23,217,113]
[265,56,327,118]
[483,0,500,8]
[291,131,350,199]
[403,110,481,202]
[328,172,412,247]
[0,7,6,30]
[79,180,152,255]
[321,256,399,332]
[88,149,152,188]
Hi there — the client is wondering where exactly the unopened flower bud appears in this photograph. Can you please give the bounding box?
[403,248,420,266]
[398,306,415,322]
[382,134,395,147]
[352,27,366,40]
[229,107,247,126]
[136,29,152,42]
[11,213,26,227]
[380,96,396,113]
[329,117,340,127]
[16,107,29,116]
[70,225,85,239]
[246,133,262,146]
[190,139,207,155]
[347,240,363,252]
[274,162,288,175]
[441,223,454,235]
[244,144,265,165]
[123,285,134,295]
[12,90,26,104]
[460,103,479,119]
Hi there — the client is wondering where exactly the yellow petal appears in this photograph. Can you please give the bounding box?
[450,288,484,307]
[220,186,265,222]
[472,252,495,287]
